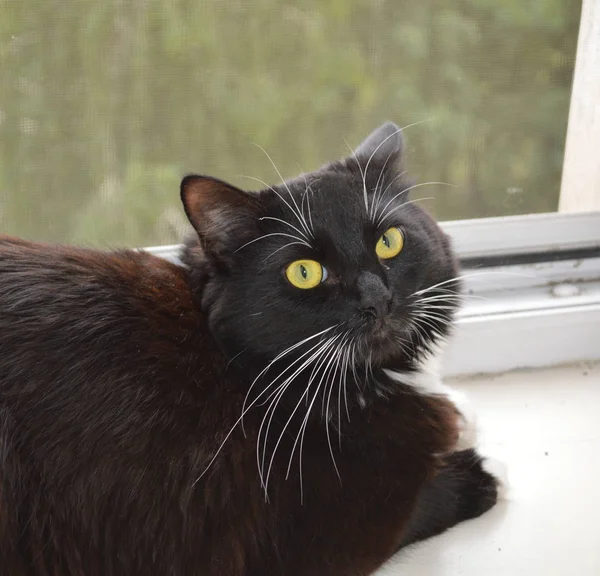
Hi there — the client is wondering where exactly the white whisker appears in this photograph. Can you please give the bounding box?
[350,340,361,394]
[372,170,408,223]
[256,333,337,412]
[263,241,307,262]
[379,171,408,207]
[239,174,314,239]
[259,216,310,242]
[337,335,353,442]
[363,119,434,218]
[250,144,314,239]
[257,381,293,493]
[283,336,342,501]
[191,368,291,487]
[323,335,349,482]
[341,336,353,422]
[236,232,310,253]
[305,183,316,234]
[409,318,430,348]
[344,138,368,213]
[413,276,467,296]
[414,304,458,311]
[362,126,407,216]
[378,197,436,224]
[370,150,397,220]
[376,181,454,225]
[413,314,445,336]
[259,334,341,493]
[414,294,464,303]
[414,312,453,328]
[242,325,338,429]
[295,341,344,494]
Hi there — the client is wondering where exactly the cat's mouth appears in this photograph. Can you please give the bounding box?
[367,319,392,340]
[354,314,410,364]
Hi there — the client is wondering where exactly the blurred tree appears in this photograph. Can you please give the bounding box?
[0,0,581,247]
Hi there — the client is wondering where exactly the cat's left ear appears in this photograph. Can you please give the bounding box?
[180,175,262,261]
[354,122,404,164]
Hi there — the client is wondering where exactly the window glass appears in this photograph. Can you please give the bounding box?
[0,1,582,247]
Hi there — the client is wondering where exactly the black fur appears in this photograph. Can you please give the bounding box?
[0,123,498,575]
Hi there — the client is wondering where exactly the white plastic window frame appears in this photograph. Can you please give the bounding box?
[441,0,600,376]
[147,0,600,377]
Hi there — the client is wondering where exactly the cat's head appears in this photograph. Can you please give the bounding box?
[181,123,459,383]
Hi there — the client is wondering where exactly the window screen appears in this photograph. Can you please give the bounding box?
[0,1,582,247]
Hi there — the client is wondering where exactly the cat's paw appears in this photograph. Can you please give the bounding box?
[482,456,510,501]
[452,449,500,520]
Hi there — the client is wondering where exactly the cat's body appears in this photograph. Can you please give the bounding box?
[0,124,500,575]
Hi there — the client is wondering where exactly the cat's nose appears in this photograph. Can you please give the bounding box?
[357,271,392,321]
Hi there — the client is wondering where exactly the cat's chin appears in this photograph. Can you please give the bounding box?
[357,322,412,365]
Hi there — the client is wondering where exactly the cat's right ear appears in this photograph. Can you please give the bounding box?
[180,175,262,261]
[354,122,404,165]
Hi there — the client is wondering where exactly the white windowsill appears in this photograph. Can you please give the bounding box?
[377,361,600,575]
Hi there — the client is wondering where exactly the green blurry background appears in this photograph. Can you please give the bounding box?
[0,0,581,248]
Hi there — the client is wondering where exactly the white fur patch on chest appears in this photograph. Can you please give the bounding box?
[384,344,478,451]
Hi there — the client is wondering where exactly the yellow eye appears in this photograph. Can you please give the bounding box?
[376,227,404,259]
[285,259,326,289]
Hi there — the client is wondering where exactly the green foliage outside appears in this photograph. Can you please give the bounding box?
[0,0,581,248]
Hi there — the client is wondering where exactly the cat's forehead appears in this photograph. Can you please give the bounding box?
[267,163,399,236]
[254,166,405,272]
[274,171,367,242]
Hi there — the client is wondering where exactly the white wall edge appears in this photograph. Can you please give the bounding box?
[559,0,600,213]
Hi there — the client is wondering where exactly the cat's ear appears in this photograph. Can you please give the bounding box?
[180,175,262,261]
[354,122,404,164]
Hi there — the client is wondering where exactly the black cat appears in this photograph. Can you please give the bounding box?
[0,123,500,575]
